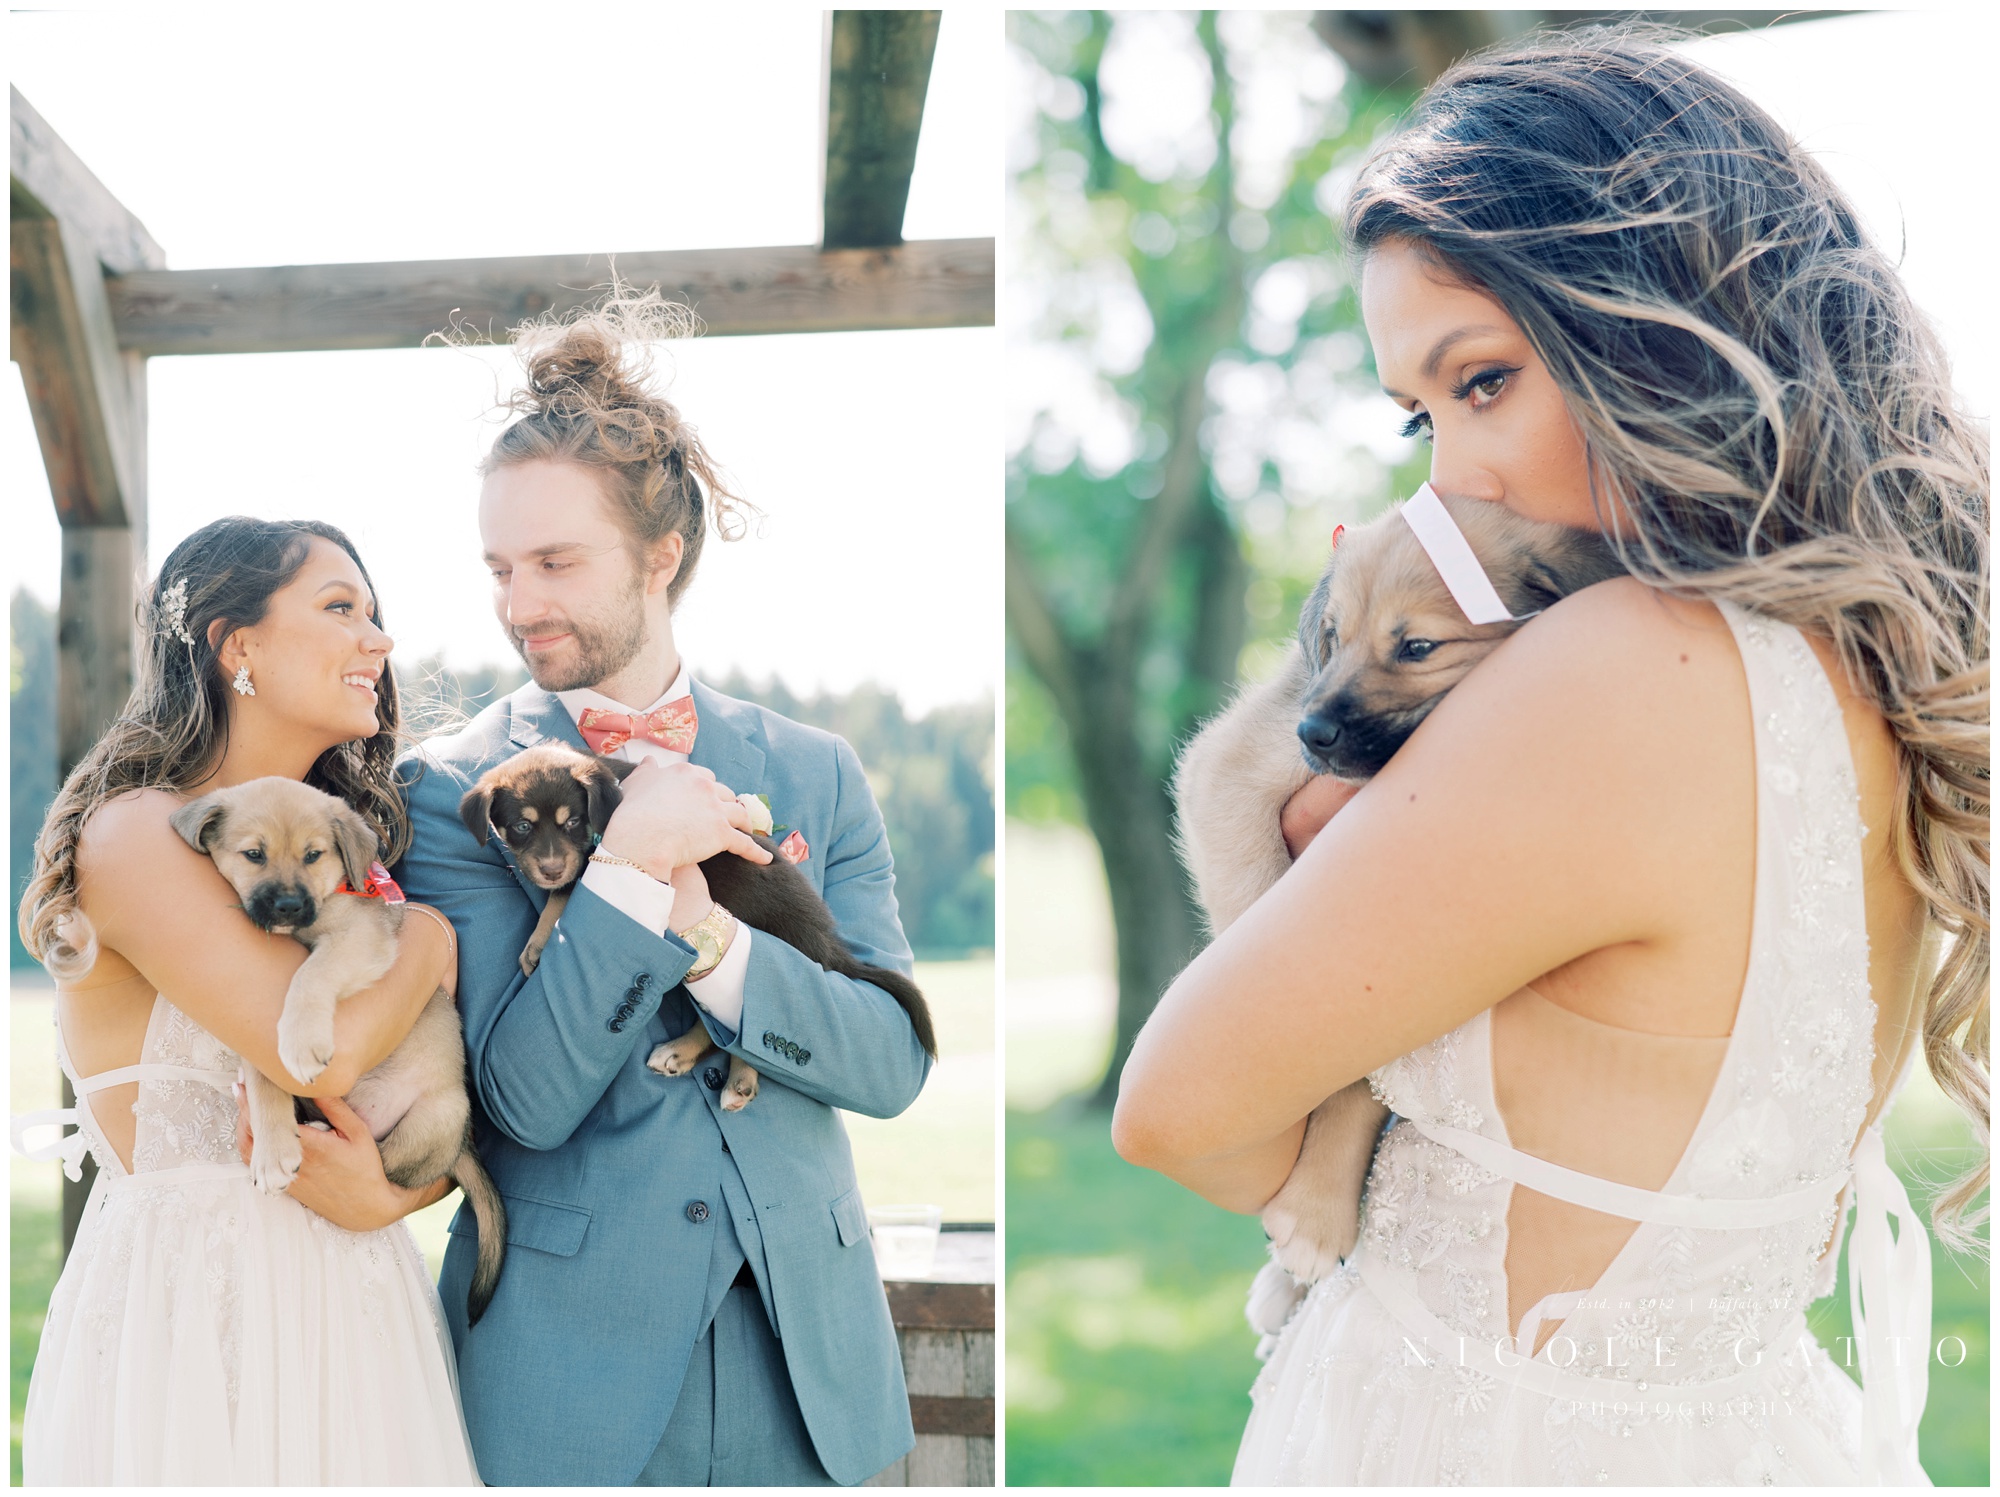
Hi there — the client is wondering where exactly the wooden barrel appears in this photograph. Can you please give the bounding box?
[866,1225,995,1486]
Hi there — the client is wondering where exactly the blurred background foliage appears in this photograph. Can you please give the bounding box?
[11,590,993,964]
[1006,10,1429,1100]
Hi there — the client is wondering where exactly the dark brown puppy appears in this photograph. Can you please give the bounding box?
[458,744,939,1099]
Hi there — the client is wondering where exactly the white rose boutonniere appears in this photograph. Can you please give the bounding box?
[737,792,775,835]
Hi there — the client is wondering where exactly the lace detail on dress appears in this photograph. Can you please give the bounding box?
[129,1001,244,1174]
[1238,603,1886,1485]
[28,996,465,1478]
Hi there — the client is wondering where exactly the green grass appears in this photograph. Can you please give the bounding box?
[11,1199,58,1484]
[1006,1091,1988,1487]
[1006,1104,1271,1486]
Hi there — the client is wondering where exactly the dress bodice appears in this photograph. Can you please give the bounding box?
[1349,602,1930,1483]
[19,995,243,1186]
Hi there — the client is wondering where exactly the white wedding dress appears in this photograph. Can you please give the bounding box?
[1234,604,1935,1486]
[14,994,480,1484]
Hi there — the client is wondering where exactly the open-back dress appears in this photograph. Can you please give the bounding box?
[1233,603,1934,1486]
[13,992,480,1484]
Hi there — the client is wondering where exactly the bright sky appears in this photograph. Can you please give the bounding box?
[7,5,1000,715]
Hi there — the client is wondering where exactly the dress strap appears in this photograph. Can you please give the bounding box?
[1849,1125,1931,1484]
[1411,1120,1850,1228]
[10,1109,91,1182]
[72,1061,238,1095]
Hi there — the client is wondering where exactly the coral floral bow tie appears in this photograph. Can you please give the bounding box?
[576,699,698,755]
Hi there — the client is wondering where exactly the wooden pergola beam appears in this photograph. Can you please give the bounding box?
[10,84,162,274]
[820,10,941,250]
[11,85,159,527]
[11,85,162,1254]
[103,237,993,356]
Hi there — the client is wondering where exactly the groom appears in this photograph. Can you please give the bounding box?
[394,455,930,1485]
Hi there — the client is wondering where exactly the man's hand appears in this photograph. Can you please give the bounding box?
[1281,775,1363,859]
[596,761,773,882]
[234,1084,448,1231]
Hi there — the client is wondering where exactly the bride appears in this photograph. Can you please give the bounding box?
[1115,28,1986,1488]
[15,517,480,1483]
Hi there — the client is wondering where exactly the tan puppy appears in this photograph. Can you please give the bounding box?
[1173,493,1623,1282]
[171,778,508,1324]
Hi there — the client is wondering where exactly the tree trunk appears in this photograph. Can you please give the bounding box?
[1065,652,1208,1108]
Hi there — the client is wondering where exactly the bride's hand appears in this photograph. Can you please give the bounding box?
[1281,776,1363,859]
[233,1083,448,1231]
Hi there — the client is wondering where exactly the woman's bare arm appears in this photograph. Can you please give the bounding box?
[1113,581,1746,1209]
[77,788,455,1097]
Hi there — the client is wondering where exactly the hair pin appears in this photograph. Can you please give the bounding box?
[161,577,195,647]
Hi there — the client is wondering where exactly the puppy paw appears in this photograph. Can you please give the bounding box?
[1261,1184,1357,1286]
[250,1128,304,1195]
[646,1038,707,1077]
[275,1016,335,1086]
[1246,1256,1309,1339]
[518,945,542,977]
[720,1067,759,1112]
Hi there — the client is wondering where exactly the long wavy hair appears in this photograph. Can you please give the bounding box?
[19,518,409,980]
[1343,27,1989,1249]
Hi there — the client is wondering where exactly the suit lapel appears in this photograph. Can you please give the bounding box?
[507,685,590,753]
[688,680,767,796]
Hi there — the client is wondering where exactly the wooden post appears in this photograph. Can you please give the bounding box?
[13,85,159,1255]
[821,11,942,250]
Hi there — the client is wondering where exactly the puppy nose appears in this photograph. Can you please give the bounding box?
[534,857,570,883]
[268,888,309,920]
[1298,711,1342,757]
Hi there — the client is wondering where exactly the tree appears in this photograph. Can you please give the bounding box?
[1006,12,1422,1103]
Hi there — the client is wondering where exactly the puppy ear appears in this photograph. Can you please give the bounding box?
[458,781,497,846]
[331,808,382,892]
[581,760,624,836]
[1296,567,1335,663]
[168,794,228,854]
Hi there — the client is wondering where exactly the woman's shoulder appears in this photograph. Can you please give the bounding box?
[1416,576,1760,808]
[74,787,193,870]
[1445,576,1746,749]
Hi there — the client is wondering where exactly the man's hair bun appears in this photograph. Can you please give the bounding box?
[481,282,752,602]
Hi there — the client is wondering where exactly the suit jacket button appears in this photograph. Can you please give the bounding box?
[634,972,652,990]
[608,1017,624,1033]
[703,1067,725,1092]
[686,1200,710,1224]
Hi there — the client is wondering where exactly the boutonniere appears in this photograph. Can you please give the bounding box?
[737,792,808,864]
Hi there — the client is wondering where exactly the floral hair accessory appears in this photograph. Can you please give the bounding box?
[160,577,195,647]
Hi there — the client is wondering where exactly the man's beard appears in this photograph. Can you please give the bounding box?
[510,572,649,693]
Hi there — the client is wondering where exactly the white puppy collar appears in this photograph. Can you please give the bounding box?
[1398,483,1538,626]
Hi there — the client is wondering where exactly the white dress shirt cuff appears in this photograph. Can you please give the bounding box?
[580,858,678,937]
[686,922,752,1031]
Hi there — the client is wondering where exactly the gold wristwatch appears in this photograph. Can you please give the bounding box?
[676,903,738,982]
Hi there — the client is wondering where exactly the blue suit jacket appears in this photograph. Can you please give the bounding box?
[393,680,929,1485]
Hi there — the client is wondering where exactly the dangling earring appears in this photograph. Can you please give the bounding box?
[233,665,256,697]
